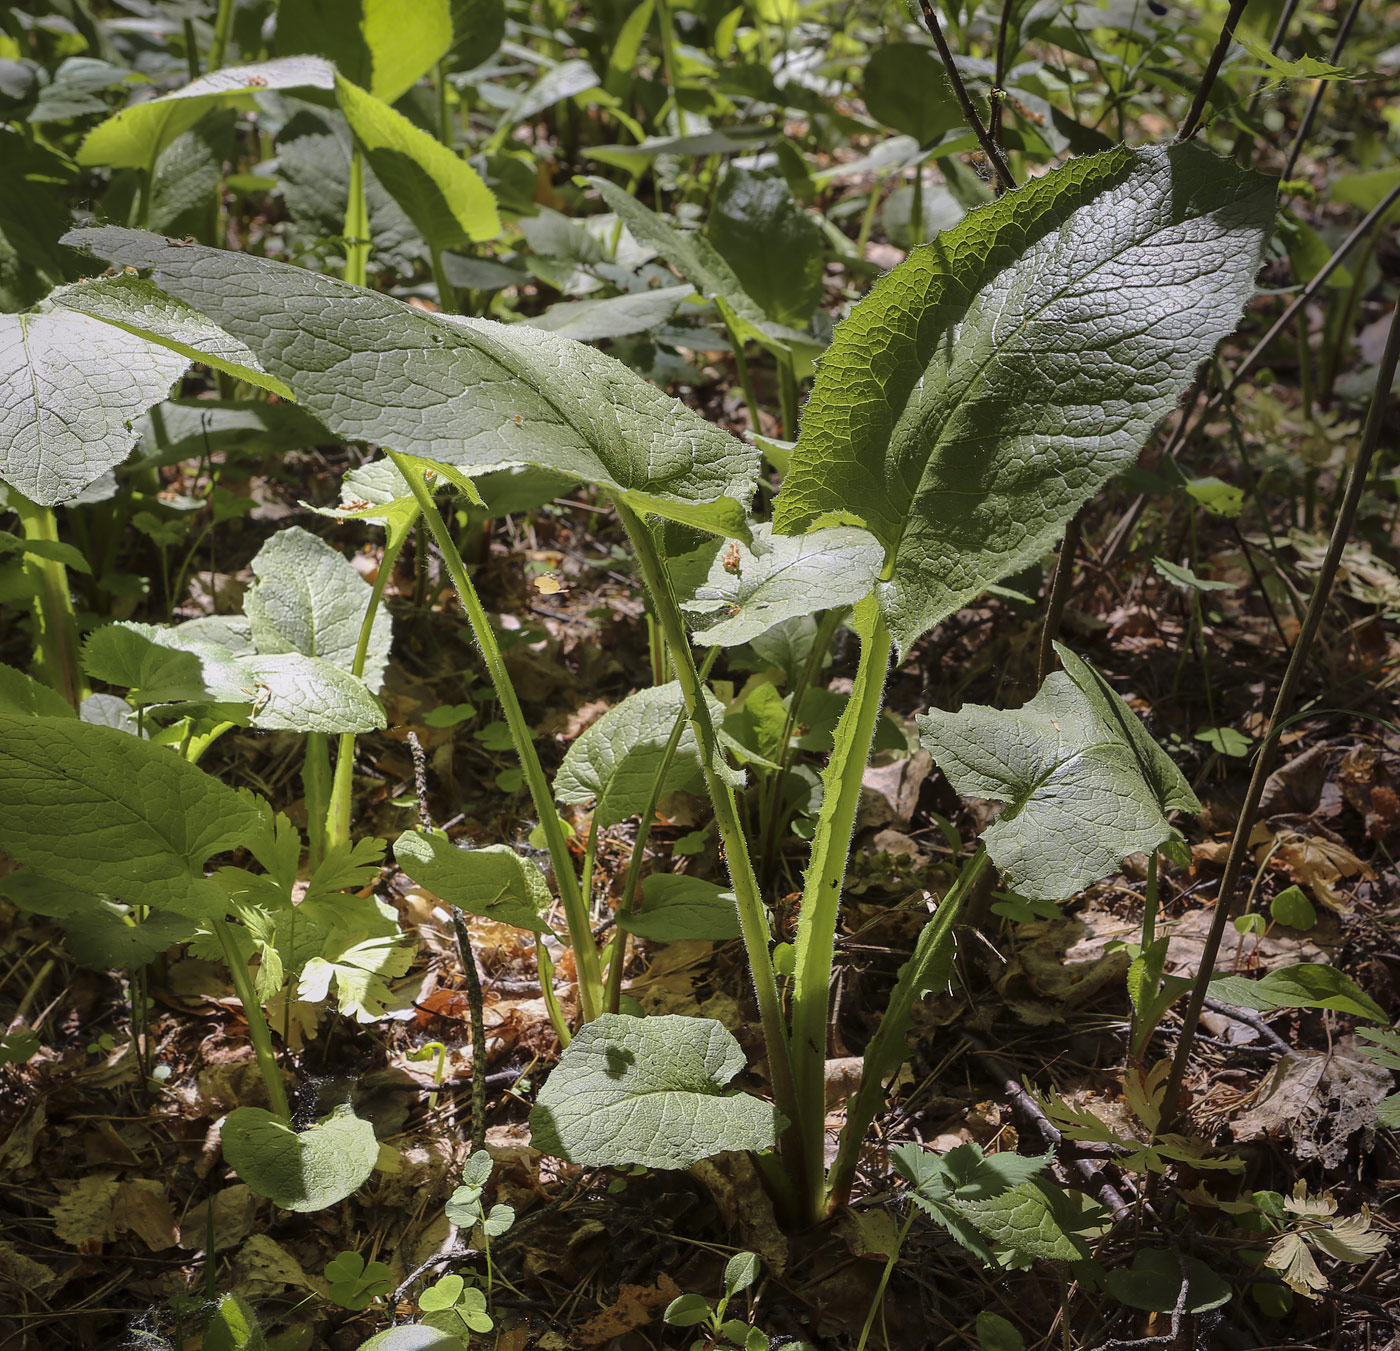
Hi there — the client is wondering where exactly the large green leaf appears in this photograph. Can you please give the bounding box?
[0,715,263,916]
[916,645,1200,900]
[77,57,336,169]
[245,526,393,690]
[553,682,739,827]
[334,74,498,248]
[244,653,387,734]
[0,308,188,505]
[773,144,1276,653]
[220,1103,380,1212]
[668,522,883,646]
[863,44,963,146]
[529,1014,783,1168]
[277,0,452,103]
[704,166,824,329]
[64,228,759,537]
[622,875,742,942]
[393,832,554,934]
[51,274,292,398]
[1210,964,1387,1023]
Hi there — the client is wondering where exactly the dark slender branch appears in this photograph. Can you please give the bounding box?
[914,0,1017,193]
[989,0,1017,160]
[1159,297,1400,1132]
[1036,512,1082,685]
[1281,0,1365,179]
[1176,0,1251,142]
[451,907,490,1154]
[1098,177,1400,573]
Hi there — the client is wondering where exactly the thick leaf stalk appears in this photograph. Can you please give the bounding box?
[614,498,801,1199]
[212,914,291,1120]
[13,495,89,709]
[388,451,604,1020]
[787,599,891,1221]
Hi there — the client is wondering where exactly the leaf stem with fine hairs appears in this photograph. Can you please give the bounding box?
[1158,295,1400,1132]
[914,0,1016,193]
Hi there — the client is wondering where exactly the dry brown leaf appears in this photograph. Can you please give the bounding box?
[0,1105,46,1171]
[0,1239,61,1296]
[51,1175,120,1251]
[573,1273,682,1346]
[179,1184,255,1252]
[689,1152,790,1273]
[115,1180,178,1252]
[1270,834,1375,913]
[230,1234,323,1299]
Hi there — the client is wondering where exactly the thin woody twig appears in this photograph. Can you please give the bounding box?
[913,0,1017,193]
[1176,0,1251,143]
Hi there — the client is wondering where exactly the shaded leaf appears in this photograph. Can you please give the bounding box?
[221,1103,379,1212]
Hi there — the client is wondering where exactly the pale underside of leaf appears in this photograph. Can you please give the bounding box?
[63,227,758,537]
[0,308,188,506]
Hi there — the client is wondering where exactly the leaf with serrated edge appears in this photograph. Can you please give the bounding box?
[773,143,1275,653]
[554,682,739,827]
[917,645,1199,900]
[62,227,759,538]
[1209,963,1387,1023]
[0,661,77,718]
[0,308,188,506]
[669,522,883,646]
[52,275,292,399]
[0,715,263,918]
[394,832,554,933]
[245,526,392,690]
[220,1103,379,1212]
[529,1014,782,1168]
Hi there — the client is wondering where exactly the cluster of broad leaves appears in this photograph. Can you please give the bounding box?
[15,0,1386,1300]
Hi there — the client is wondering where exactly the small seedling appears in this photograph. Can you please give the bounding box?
[418,1274,493,1337]
[664,1251,781,1351]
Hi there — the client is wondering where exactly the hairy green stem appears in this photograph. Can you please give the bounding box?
[776,349,800,441]
[344,148,371,288]
[12,494,88,708]
[788,601,891,1221]
[387,452,602,1020]
[613,498,801,1201]
[206,0,236,72]
[212,914,290,1120]
[720,313,763,437]
[431,244,457,315]
[1159,294,1400,1130]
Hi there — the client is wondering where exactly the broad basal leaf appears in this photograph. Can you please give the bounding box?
[704,166,824,329]
[529,1014,783,1168]
[863,44,963,146]
[669,522,883,646]
[52,274,292,398]
[277,0,452,103]
[245,526,392,690]
[553,682,740,827]
[77,57,336,169]
[394,831,553,933]
[916,645,1200,900]
[773,143,1275,653]
[1210,964,1387,1023]
[0,715,263,916]
[64,228,759,537]
[83,620,251,707]
[334,74,498,248]
[220,1103,379,1212]
[245,653,387,734]
[0,308,188,505]
[623,875,742,942]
